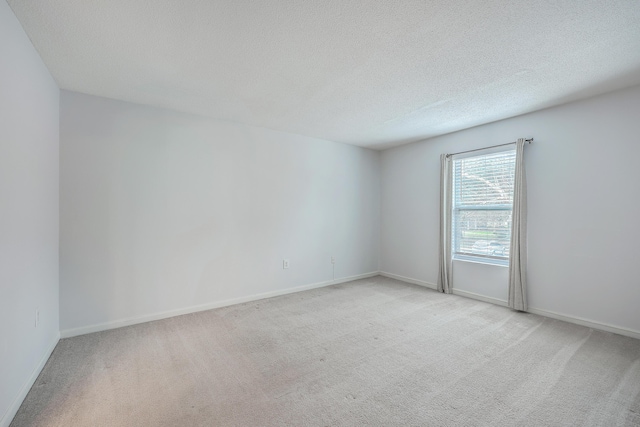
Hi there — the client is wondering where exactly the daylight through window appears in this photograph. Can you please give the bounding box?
[452,149,516,264]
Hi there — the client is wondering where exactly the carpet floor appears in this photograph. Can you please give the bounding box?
[11,276,640,426]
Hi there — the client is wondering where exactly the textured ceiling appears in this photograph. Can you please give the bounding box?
[8,0,640,149]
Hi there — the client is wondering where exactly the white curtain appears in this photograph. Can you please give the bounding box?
[508,138,528,311]
[437,154,452,294]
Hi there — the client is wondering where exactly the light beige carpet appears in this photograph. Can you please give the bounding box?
[11,276,640,426]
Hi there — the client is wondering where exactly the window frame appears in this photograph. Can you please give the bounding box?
[450,147,516,267]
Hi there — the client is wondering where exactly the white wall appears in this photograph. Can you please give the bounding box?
[0,2,60,426]
[381,85,640,334]
[60,91,380,333]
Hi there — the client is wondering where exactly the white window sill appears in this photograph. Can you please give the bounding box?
[453,255,509,268]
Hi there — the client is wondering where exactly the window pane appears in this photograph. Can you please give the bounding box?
[454,151,516,207]
[454,209,511,258]
[452,150,515,261]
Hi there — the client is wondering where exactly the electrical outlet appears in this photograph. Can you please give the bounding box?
[283,259,290,269]
[331,256,335,264]
[35,308,40,328]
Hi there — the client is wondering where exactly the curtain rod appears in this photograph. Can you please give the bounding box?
[446,138,533,158]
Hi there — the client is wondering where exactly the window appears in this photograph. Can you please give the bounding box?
[452,149,516,265]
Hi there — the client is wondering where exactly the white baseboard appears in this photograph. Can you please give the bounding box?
[527,306,640,340]
[378,271,437,290]
[0,332,60,427]
[60,271,379,338]
[379,271,640,340]
[452,288,509,307]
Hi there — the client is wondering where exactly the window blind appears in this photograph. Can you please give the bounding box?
[452,149,516,261]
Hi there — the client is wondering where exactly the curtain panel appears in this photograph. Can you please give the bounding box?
[437,154,453,294]
[508,138,528,311]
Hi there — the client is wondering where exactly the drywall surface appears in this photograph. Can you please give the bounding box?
[452,261,509,303]
[381,85,640,333]
[59,91,380,332]
[0,2,60,426]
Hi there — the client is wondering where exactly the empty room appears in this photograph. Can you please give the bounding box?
[2,0,640,426]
